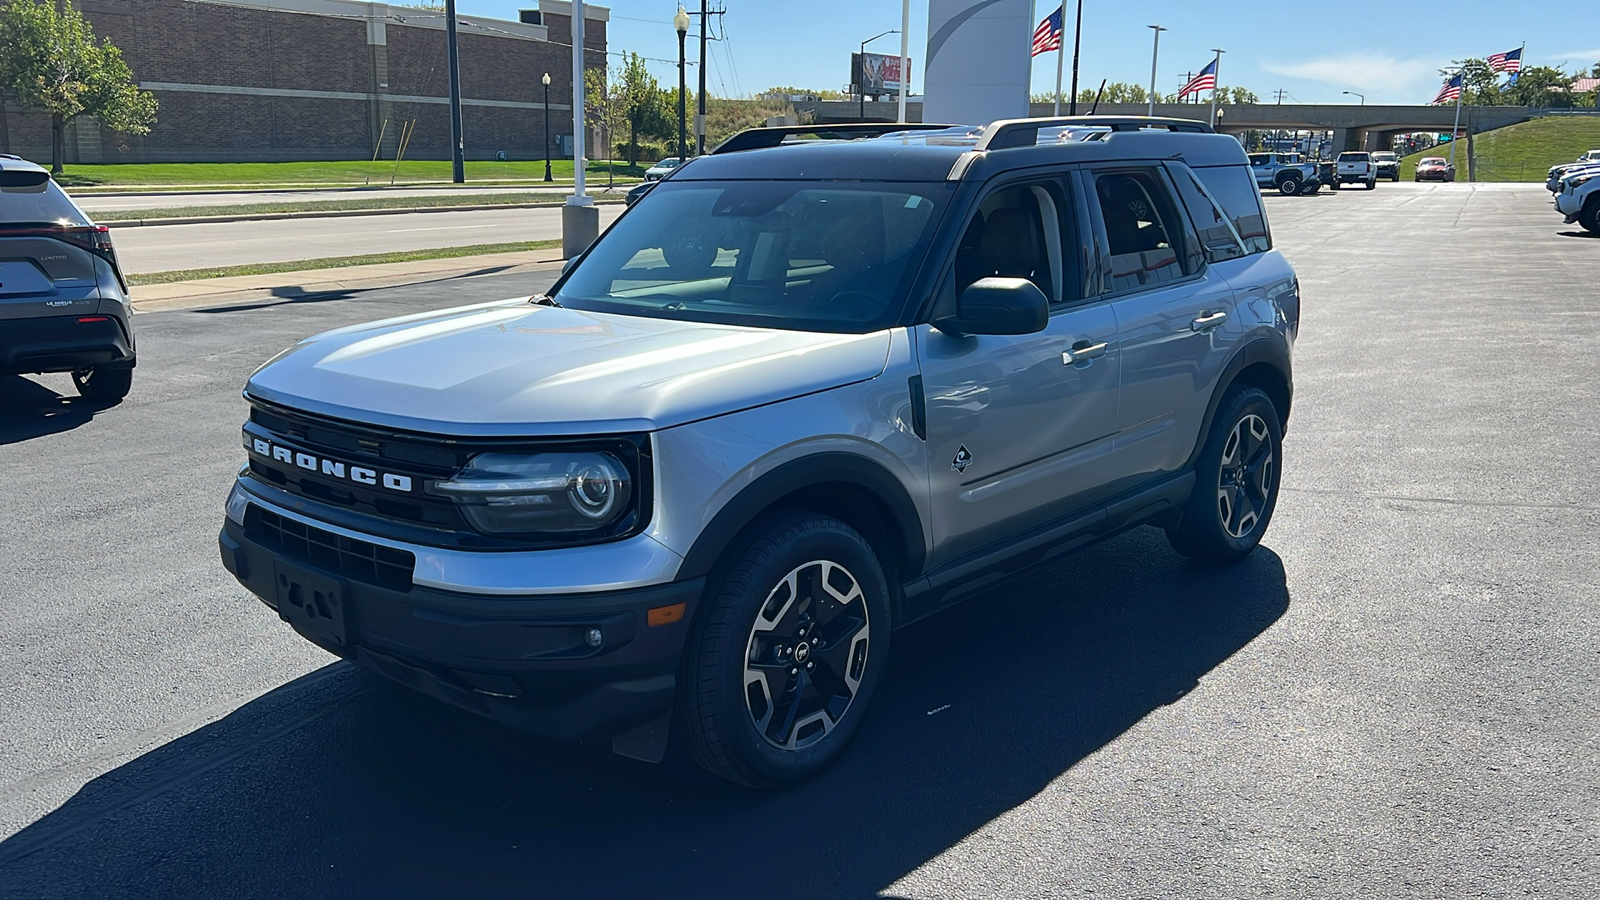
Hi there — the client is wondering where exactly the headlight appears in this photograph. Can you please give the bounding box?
[1570,174,1596,190]
[429,451,636,535]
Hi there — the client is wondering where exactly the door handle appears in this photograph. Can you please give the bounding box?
[1191,310,1228,332]
[1062,341,1108,364]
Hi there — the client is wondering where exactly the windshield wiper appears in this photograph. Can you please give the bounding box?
[530,294,561,308]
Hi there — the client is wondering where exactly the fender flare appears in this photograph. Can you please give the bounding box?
[1186,336,1294,470]
[676,452,928,583]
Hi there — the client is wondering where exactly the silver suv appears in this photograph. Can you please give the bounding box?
[220,117,1300,788]
[0,156,135,400]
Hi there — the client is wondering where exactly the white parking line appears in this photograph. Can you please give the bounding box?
[385,224,504,233]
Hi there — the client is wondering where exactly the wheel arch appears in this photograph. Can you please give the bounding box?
[1187,338,1293,470]
[677,453,928,598]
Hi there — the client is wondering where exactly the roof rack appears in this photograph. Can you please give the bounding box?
[977,115,1213,151]
[711,122,956,155]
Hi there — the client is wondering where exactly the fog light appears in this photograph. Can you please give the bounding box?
[225,483,250,525]
[585,627,603,648]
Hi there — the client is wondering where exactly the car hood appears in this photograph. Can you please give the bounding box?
[245,299,893,436]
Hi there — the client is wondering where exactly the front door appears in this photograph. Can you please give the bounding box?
[916,176,1122,569]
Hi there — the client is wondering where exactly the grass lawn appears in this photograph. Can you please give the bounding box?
[54,158,645,188]
[96,191,589,222]
[1398,116,1600,182]
[128,240,561,285]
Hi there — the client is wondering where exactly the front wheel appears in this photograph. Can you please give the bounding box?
[1166,386,1283,564]
[1579,197,1600,235]
[72,366,132,401]
[678,511,891,788]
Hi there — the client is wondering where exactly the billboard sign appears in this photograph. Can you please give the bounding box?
[852,52,912,97]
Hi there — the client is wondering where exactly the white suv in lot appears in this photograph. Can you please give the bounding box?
[220,116,1300,788]
[1554,165,1600,233]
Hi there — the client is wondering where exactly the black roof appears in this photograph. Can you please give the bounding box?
[672,117,1248,184]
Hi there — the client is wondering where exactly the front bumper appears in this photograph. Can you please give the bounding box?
[1555,191,1584,218]
[0,315,135,376]
[220,515,704,742]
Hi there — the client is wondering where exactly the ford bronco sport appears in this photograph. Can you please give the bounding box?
[220,117,1300,788]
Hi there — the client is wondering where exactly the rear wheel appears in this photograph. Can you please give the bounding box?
[1166,386,1283,564]
[1366,177,1376,190]
[678,511,890,789]
[1277,174,1302,196]
[72,366,132,401]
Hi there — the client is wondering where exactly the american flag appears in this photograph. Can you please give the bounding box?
[1177,59,1217,98]
[1487,47,1523,73]
[1432,73,1463,104]
[1031,5,1063,57]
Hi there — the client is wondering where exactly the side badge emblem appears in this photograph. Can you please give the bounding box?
[952,445,973,474]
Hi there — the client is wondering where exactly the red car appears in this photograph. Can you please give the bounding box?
[1415,156,1456,182]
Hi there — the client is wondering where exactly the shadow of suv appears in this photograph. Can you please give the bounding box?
[0,155,135,400]
[219,116,1300,789]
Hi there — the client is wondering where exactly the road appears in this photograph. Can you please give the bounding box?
[71,183,631,213]
[109,205,627,273]
[1,183,1596,898]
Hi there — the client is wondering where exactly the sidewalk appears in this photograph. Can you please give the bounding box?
[131,249,568,314]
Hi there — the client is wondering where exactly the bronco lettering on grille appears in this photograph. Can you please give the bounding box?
[250,437,414,493]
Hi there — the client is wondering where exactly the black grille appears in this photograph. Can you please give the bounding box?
[247,507,415,591]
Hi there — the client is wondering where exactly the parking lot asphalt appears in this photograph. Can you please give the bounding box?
[1,182,1596,898]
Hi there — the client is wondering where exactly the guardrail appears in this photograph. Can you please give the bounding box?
[1528,107,1600,117]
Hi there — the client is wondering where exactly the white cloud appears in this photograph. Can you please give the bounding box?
[1261,54,1445,100]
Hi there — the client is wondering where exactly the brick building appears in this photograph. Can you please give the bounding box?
[0,0,608,164]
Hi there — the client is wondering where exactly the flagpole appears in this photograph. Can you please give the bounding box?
[1054,20,1065,115]
[1067,0,1083,116]
[1208,48,1224,128]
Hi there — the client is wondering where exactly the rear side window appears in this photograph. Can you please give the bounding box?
[1169,166,1246,263]
[0,172,90,226]
[1092,169,1188,292]
[1193,165,1271,254]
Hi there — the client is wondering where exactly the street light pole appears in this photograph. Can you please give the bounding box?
[542,73,552,182]
[858,29,899,121]
[443,0,465,182]
[1208,48,1226,129]
[1147,25,1166,117]
[675,7,689,162]
[1343,90,1365,105]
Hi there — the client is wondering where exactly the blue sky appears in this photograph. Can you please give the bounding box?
[458,1,1600,104]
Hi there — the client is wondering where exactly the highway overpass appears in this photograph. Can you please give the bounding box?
[796,100,1535,152]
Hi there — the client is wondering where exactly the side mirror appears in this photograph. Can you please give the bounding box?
[561,254,583,275]
[937,277,1049,337]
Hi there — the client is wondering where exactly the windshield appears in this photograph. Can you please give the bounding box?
[1421,158,1446,166]
[553,180,951,333]
[654,158,681,168]
[1372,153,1396,161]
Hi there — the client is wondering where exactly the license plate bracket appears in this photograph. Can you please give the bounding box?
[273,559,348,646]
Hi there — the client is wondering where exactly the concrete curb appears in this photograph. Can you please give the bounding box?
[130,250,567,314]
[105,198,626,228]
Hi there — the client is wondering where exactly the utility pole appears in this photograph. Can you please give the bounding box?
[1067,0,1084,115]
[444,0,465,182]
[1179,73,1193,104]
[691,2,727,155]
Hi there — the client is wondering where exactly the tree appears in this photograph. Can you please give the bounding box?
[585,64,627,184]
[1229,87,1260,104]
[756,86,846,101]
[0,0,157,173]
[1504,65,1580,108]
[615,52,670,165]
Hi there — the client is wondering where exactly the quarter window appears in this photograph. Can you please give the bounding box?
[1170,166,1246,263]
[1193,165,1272,253]
[1093,170,1187,292]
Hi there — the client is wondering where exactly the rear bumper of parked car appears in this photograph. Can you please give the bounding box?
[219,514,703,742]
[0,314,135,376]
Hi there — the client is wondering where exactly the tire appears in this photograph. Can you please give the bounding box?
[1392,173,1400,182]
[1366,178,1376,190]
[1330,180,1340,191]
[1580,197,1600,235]
[1277,174,1301,196]
[1165,386,1283,564]
[72,366,132,401]
[678,511,891,789]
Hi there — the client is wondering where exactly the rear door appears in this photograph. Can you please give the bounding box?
[1081,164,1240,489]
[0,171,102,319]
[915,172,1122,567]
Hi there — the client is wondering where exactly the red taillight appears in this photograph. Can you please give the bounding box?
[77,316,110,323]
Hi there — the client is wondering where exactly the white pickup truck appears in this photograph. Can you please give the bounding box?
[1330,151,1378,190]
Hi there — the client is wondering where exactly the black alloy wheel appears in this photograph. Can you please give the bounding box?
[1166,386,1283,563]
[679,511,890,788]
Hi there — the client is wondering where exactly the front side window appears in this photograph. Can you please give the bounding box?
[1093,170,1187,292]
[553,180,950,333]
[951,181,1073,304]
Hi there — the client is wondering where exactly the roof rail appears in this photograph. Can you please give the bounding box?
[977,115,1213,151]
[711,122,956,155]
